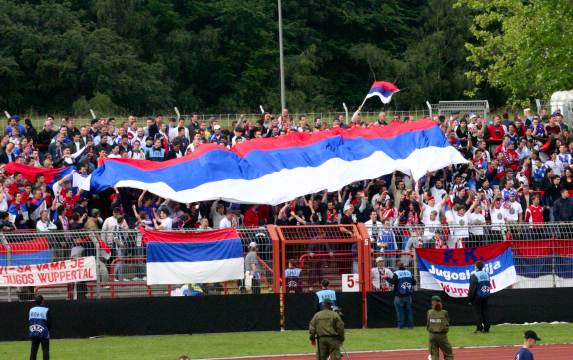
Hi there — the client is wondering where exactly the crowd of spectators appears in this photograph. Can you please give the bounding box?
[0,108,572,260]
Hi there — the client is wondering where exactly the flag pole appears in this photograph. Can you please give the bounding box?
[352,95,369,121]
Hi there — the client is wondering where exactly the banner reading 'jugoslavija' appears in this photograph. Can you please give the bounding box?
[416,243,517,298]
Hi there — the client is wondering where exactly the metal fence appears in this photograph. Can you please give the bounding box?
[17,109,431,133]
[535,98,573,127]
[361,223,573,290]
[0,228,274,302]
[1,223,572,302]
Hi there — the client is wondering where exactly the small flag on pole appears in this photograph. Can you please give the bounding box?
[365,81,400,104]
[353,81,400,121]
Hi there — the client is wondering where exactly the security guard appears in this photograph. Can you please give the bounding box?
[316,279,337,310]
[427,295,454,360]
[29,295,51,360]
[468,261,491,333]
[309,298,345,360]
[388,261,416,329]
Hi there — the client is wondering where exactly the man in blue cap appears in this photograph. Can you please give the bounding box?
[514,330,541,359]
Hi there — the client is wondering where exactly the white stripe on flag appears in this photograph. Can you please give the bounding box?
[365,91,395,104]
[146,257,245,285]
[107,146,467,205]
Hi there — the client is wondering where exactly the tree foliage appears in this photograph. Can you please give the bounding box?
[456,0,573,104]
[0,0,480,114]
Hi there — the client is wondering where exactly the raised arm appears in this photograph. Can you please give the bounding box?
[137,190,147,208]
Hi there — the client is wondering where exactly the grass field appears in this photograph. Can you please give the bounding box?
[0,324,571,360]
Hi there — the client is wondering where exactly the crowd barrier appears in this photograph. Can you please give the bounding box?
[24,109,431,131]
[0,223,572,302]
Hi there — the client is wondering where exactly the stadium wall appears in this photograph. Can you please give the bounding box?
[2,289,572,341]
[367,289,573,328]
[0,294,279,341]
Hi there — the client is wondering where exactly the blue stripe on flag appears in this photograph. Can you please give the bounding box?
[90,125,450,192]
[554,256,573,279]
[0,250,53,266]
[147,238,243,263]
[368,87,396,97]
[514,257,552,278]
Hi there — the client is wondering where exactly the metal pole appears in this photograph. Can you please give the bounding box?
[1,234,11,302]
[90,232,102,299]
[426,101,432,119]
[278,0,286,110]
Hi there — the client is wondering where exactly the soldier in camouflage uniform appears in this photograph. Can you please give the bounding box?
[426,295,454,360]
[308,298,345,360]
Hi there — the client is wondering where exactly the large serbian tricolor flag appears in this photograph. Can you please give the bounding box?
[81,119,466,205]
[417,243,517,298]
[142,228,244,285]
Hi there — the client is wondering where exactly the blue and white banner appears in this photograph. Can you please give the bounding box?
[416,243,517,298]
[143,228,245,285]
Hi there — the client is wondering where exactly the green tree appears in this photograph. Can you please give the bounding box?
[456,0,573,103]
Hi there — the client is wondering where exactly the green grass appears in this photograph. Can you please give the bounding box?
[1,324,571,359]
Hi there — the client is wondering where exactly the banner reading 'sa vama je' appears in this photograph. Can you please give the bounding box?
[0,257,97,287]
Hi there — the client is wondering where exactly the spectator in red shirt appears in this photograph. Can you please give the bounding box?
[545,115,561,137]
[486,115,505,145]
[525,195,545,239]
[243,205,260,227]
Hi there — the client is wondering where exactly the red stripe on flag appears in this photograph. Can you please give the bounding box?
[4,163,71,183]
[141,227,241,244]
[0,238,50,255]
[370,81,399,91]
[416,242,511,266]
[99,119,438,171]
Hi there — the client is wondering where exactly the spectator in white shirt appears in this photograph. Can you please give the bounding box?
[154,208,173,230]
[219,211,235,229]
[446,200,478,248]
[430,180,447,202]
[421,195,445,224]
[210,201,226,229]
[101,208,130,281]
[371,257,393,291]
[469,205,487,246]
[370,189,390,207]
[545,152,563,177]
[364,210,382,242]
[131,128,146,146]
[128,141,146,160]
[36,210,57,231]
[502,191,523,223]
[423,210,441,242]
